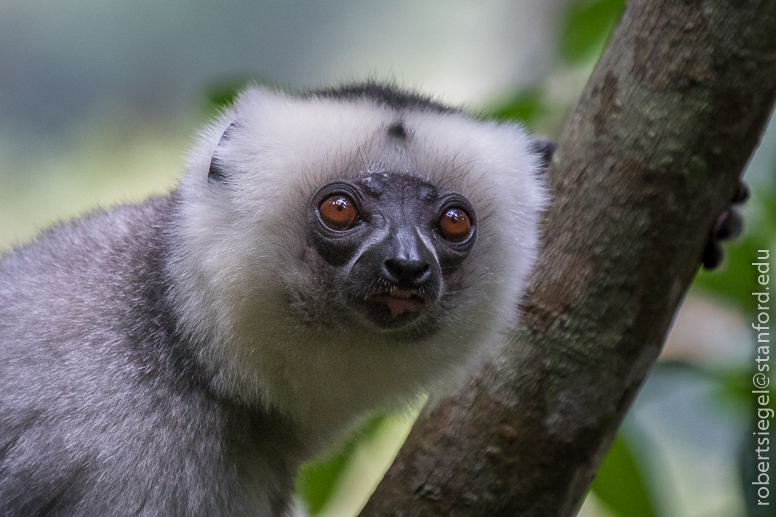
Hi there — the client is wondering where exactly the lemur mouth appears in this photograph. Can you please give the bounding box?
[365,288,427,319]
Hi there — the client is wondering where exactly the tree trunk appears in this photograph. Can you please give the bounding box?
[360,0,776,515]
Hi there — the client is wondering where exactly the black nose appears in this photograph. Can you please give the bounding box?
[384,258,431,286]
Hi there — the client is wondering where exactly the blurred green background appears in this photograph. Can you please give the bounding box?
[1,1,774,515]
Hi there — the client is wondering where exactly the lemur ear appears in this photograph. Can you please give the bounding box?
[532,140,556,173]
[208,121,241,183]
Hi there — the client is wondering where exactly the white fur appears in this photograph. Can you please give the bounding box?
[168,87,546,448]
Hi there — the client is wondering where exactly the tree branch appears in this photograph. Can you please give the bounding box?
[360,0,776,515]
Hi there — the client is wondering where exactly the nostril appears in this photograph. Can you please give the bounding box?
[384,258,430,284]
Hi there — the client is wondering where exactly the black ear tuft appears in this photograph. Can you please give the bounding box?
[532,140,556,172]
[208,121,241,183]
[387,122,408,140]
[208,157,227,182]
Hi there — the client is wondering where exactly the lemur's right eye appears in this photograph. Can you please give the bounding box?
[319,195,359,231]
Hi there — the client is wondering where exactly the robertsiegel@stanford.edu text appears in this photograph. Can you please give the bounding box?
[752,249,771,507]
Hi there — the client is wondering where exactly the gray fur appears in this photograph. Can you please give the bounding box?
[0,83,547,516]
[0,198,299,515]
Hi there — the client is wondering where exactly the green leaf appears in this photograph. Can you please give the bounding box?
[560,0,626,65]
[590,435,657,517]
[295,415,387,515]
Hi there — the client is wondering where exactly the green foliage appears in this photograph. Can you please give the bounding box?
[491,88,547,128]
[200,75,275,114]
[295,448,349,515]
[560,0,626,64]
[492,0,628,132]
[295,415,387,515]
[693,236,766,313]
[590,435,657,517]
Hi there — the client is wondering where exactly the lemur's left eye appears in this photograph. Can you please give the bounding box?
[438,208,472,243]
[319,195,359,231]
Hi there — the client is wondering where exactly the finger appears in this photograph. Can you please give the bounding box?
[702,242,724,270]
[732,181,749,204]
[714,210,743,241]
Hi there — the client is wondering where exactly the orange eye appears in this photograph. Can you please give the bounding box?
[439,208,472,243]
[319,195,358,231]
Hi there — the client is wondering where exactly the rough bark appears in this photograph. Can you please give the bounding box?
[360,0,776,515]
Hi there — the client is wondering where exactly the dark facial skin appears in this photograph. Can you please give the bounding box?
[307,172,477,329]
